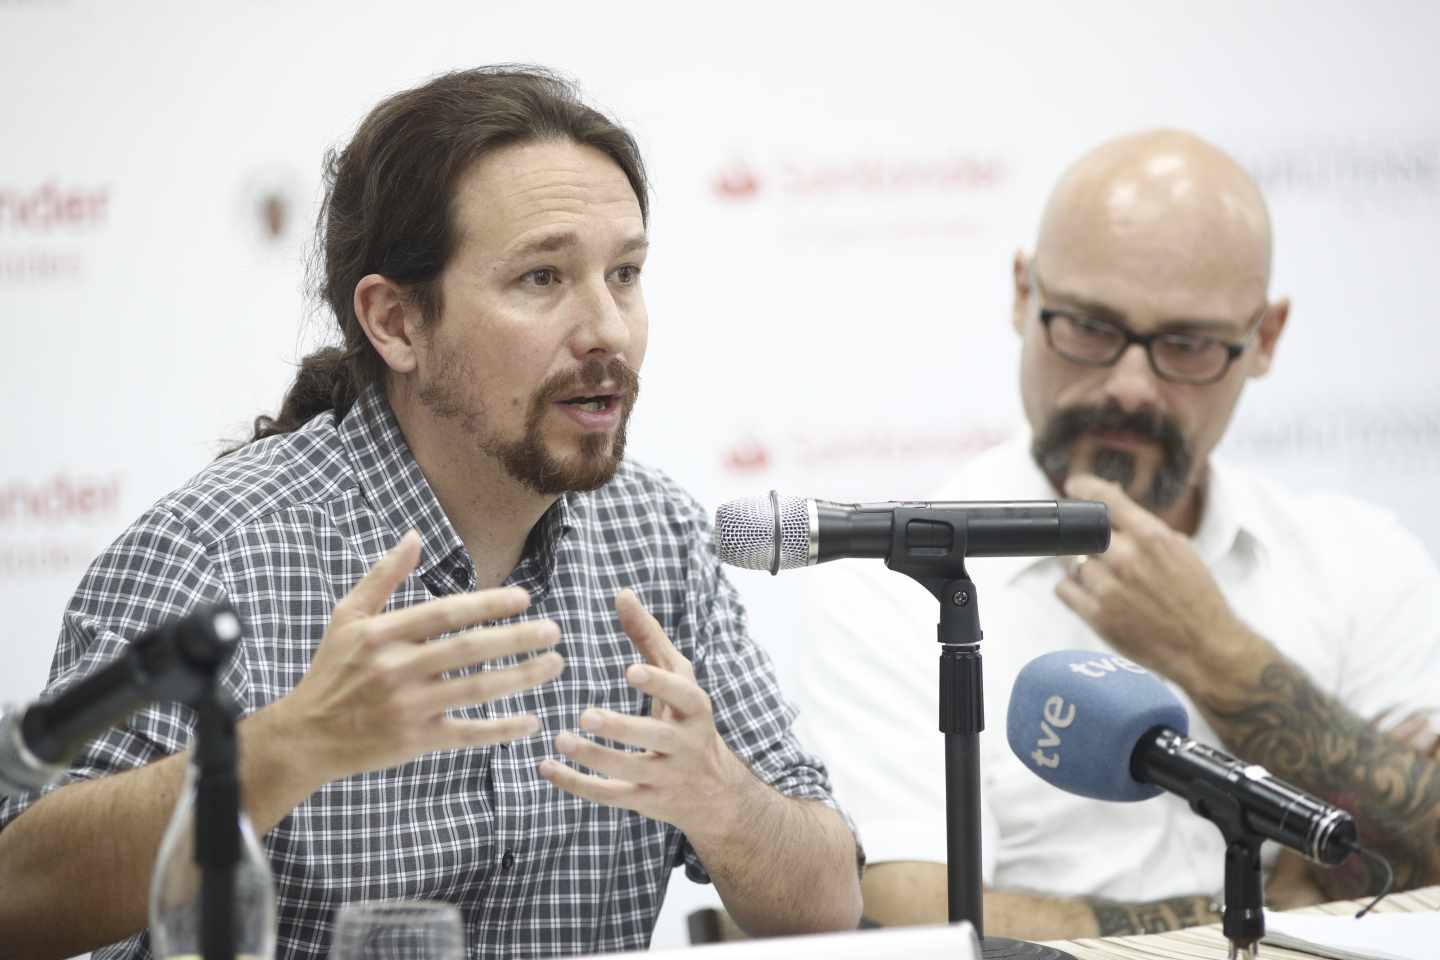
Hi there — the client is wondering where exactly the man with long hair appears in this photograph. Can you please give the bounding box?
[0,67,862,958]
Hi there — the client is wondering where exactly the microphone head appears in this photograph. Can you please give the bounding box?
[714,493,813,573]
[1006,649,1189,802]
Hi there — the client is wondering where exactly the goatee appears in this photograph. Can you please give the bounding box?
[1031,402,1191,511]
[420,355,641,496]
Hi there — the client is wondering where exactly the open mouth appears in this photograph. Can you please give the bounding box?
[560,394,616,413]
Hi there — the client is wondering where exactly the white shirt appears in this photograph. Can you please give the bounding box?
[792,433,1440,901]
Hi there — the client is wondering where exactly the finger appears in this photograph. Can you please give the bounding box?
[336,530,422,620]
[421,651,565,712]
[1070,553,1122,598]
[372,586,532,644]
[578,708,678,754]
[407,619,561,678]
[627,663,709,721]
[1055,575,1102,624]
[537,758,644,811]
[617,589,688,674]
[1064,473,1167,539]
[436,713,542,750]
[554,732,658,784]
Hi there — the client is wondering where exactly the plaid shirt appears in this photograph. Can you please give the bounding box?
[1,385,851,959]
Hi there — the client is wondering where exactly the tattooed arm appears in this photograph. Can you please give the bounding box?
[1056,476,1440,900]
[1086,895,1219,936]
[860,861,1221,938]
[1196,644,1440,899]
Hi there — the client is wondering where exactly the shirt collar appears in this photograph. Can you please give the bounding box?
[340,383,579,590]
[1190,456,1267,567]
[341,384,466,578]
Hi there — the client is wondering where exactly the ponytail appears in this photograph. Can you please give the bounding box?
[244,346,359,445]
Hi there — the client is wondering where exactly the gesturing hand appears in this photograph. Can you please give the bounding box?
[282,530,565,783]
[538,588,753,842]
[1057,474,1255,693]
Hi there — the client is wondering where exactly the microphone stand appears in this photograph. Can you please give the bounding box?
[885,509,1075,960]
[1184,782,1267,959]
[8,605,244,960]
[190,653,243,960]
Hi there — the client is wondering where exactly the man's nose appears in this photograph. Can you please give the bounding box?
[1101,343,1163,411]
[570,280,632,360]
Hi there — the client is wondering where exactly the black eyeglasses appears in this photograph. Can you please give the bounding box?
[1033,272,1264,386]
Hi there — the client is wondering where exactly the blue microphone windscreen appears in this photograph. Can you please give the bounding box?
[1005,649,1189,802]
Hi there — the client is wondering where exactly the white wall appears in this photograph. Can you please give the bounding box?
[3,0,1439,948]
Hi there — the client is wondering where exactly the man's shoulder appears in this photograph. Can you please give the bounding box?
[152,417,355,550]
[1219,462,1434,568]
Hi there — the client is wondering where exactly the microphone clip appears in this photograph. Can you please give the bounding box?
[1188,780,1267,957]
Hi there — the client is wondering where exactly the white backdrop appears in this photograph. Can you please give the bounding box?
[3,0,1439,949]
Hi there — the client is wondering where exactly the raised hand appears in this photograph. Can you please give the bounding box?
[538,588,751,841]
[1056,473,1253,693]
[282,530,565,782]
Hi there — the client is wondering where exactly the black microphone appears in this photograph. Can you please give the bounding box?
[1007,649,1357,865]
[0,603,242,796]
[1140,728,1357,865]
[714,491,1109,573]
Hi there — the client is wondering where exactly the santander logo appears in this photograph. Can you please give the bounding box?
[711,153,1007,203]
[0,473,123,526]
[0,183,110,231]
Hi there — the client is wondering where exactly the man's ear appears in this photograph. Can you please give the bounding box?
[1248,296,1289,378]
[1011,249,1032,336]
[354,274,423,374]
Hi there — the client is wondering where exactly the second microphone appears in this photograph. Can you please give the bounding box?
[715,492,1111,574]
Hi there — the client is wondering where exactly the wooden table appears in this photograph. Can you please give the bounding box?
[1041,885,1440,959]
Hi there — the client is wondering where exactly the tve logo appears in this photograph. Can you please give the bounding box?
[1067,655,1148,679]
[1027,695,1076,769]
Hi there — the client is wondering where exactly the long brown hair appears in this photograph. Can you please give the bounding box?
[245,65,650,444]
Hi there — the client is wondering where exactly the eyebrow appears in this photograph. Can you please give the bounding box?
[1043,284,1244,334]
[506,231,649,260]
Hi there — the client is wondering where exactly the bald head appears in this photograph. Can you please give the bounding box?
[1015,130,1290,534]
[1036,130,1272,313]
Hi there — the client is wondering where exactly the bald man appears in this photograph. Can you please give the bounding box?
[792,130,1440,939]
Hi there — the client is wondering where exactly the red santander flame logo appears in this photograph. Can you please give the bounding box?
[712,163,762,201]
[723,438,771,474]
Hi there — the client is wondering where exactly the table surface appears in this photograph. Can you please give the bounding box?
[1040,885,1440,959]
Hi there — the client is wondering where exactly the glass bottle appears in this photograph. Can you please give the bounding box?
[149,760,277,960]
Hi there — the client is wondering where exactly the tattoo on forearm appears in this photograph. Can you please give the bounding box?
[1205,656,1440,897]
[1089,895,1214,936]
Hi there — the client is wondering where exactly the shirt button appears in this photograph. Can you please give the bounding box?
[501,850,516,871]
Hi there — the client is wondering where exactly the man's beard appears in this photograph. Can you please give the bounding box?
[1031,402,1192,511]
[419,355,640,496]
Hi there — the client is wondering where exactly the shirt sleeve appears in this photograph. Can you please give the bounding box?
[0,504,240,832]
[668,494,865,886]
[1321,495,1440,731]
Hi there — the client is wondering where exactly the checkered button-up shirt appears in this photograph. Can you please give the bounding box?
[1,385,852,959]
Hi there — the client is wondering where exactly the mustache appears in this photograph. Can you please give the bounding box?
[534,357,641,408]
[1039,402,1185,453]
